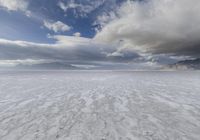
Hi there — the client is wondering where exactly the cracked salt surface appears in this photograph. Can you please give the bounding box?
[0,71,200,140]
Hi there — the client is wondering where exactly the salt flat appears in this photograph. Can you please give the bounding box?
[0,71,200,140]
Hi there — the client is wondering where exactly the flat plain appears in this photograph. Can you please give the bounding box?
[0,71,200,140]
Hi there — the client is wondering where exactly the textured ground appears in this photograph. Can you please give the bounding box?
[0,71,200,140]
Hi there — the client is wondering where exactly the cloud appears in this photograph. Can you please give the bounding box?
[43,20,71,33]
[0,59,51,67]
[94,11,117,30]
[0,0,28,11]
[94,0,200,57]
[73,32,81,37]
[0,35,140,68]
[58,1,79,12]
[49,35,92,46]
[58,0,106,17]
[0,35,140,65]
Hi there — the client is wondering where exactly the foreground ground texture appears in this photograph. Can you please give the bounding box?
[0,71,200,140]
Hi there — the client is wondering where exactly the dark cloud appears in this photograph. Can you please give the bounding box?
[95,0,200,57]
[0,36,140,66]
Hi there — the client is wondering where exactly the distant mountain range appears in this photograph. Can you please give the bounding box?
[0,62,124,70]
[1,59,200,70]
[16,62,81,70]
[166,58,200,70]
[0,62,80,70]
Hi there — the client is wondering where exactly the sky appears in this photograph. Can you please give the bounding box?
[0,0,200,69]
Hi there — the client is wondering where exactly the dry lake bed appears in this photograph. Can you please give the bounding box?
[0,71,200,140]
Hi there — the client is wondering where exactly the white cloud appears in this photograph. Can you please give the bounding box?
[0,0,28,11]
[71,64,98,69]
[73,32,81,37]
[0,59,51,67]
[94,12,117,31]
[0,38,52,48]
[94,0,200,56]
[49,35,91,46]
[44,20,71,33]
[58,1,79,12]
[58,0,106,17]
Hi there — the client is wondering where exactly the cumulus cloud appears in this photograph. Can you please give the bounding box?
[94,11,117,30]
[0,0,28,11]
[95,0,200,57]
[44,20,71,33]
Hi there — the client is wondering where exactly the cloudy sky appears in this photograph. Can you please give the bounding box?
[0,0,200,69]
